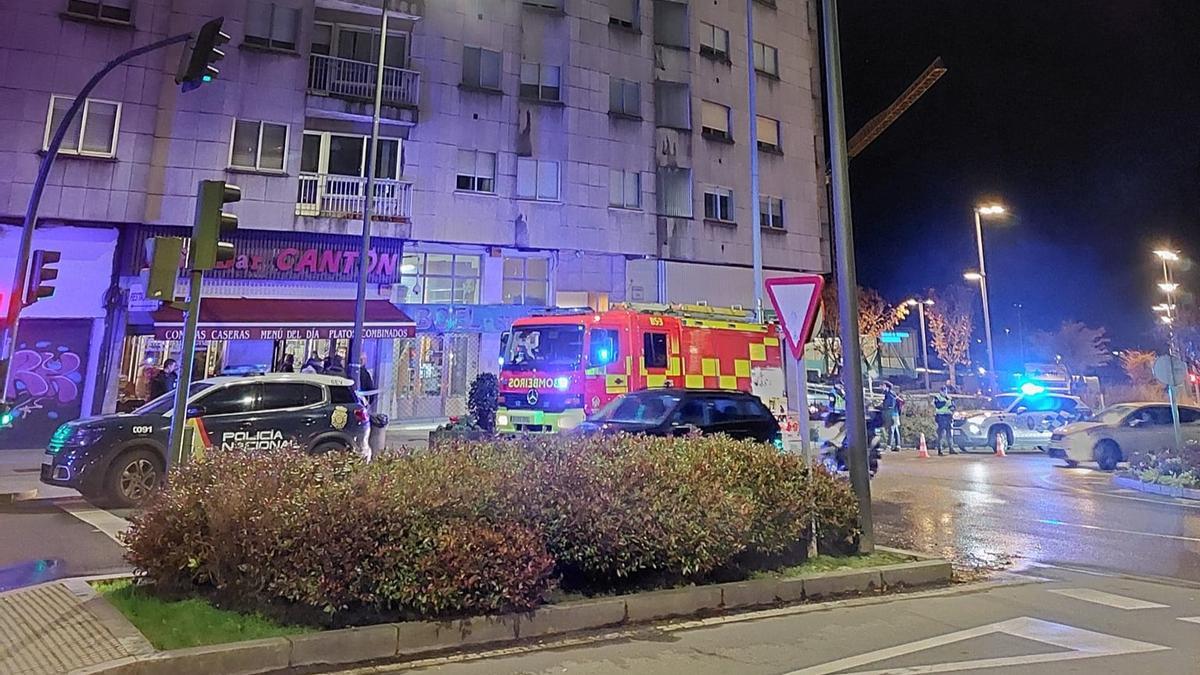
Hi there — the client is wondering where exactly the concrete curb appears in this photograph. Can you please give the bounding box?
[0,487,38,503]
[1114,474,1200,500]
[77,556,951,675]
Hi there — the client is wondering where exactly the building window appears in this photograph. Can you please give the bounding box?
[699,22,730,61]
[462,46,502,91]
[65,0,132,23]
[516,159,560,201]
[753,41,779,77]
[502,257,551,305]
[609,78,640,117]
[653,0,688,48]
[524,0,562,10]
[244,1,300,51]
[399,253,482,304]
[608,0,637,28]
[520,62,561,102]
[701,100,732,141]
[756,115,781,152]
[43,95,121,157]
[230,120,288,171]
[656,167,692,218]
[654,80,691,130]
[704,186,734,222]
[455,150,496,193]
[759,196,784,230]
[609,169,641,209]
[300,131,400,179]
[315,24,410,69]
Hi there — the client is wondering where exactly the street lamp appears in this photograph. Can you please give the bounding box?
[1153,247,1186,451]
[905,298,935,390]
[970,203,1007,393]
[963,271,983,282]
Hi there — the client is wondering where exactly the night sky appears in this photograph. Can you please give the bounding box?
[836,1,1200,358]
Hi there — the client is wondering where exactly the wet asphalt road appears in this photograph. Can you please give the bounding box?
[871,450,1200,581]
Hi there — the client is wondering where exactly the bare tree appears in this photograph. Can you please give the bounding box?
[1120,349,1157,386]
[1032,321,1113,387]
[816,285,909,377]
[926,286,975,386]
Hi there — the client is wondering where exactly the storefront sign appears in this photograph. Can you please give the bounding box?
[398,304,543,334]
[154,325,413,341]
[135,228,405,284]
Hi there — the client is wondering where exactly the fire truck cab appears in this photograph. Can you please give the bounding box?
[497,304,787,434]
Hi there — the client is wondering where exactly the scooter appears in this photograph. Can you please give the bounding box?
[817,408,883,477]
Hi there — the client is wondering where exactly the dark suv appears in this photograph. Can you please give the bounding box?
[41,373,370,507]
[578,388,782,445]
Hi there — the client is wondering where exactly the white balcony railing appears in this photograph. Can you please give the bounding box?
[296,173,413,221]
[308,54,421,108]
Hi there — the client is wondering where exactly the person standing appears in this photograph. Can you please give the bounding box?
[277,353,295,373]
[358,356,376,407]
[881,382,901,450]
[933,384,957,456]
[149,359,178,399]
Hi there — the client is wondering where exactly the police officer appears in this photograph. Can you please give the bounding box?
[933,385,956,455]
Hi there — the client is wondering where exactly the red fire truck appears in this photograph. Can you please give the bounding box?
[497,304,787,433]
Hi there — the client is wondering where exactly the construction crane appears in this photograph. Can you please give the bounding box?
[846,57,947,158]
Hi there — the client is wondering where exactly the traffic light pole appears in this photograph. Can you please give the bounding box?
[821,0,874,552]
[165,269,204,472]
[0,32,190,400]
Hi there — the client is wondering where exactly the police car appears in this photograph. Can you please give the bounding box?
[41,373,370,507]
[953,390,1091,453]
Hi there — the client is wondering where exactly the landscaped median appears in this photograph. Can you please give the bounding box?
[1116,447,1200,500]
[83,435,951,674]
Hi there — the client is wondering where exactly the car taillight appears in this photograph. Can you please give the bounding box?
[354,408,369,423]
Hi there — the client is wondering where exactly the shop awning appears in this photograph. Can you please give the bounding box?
[152,299,416,341]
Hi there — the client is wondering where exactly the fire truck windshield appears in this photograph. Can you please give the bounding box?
[505,324,584,372]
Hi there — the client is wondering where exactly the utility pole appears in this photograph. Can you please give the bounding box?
[820,0,873,552]
[349,1,391,388]
[973,208,998,393]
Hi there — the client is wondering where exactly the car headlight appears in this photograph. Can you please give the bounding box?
[496,414,509,427]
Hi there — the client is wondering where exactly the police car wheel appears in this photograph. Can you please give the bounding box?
[312,440,349,455]
[106,449,163,508]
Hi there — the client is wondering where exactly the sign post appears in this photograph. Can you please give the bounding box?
[766,274,826,461]
[1153,354,1188,451]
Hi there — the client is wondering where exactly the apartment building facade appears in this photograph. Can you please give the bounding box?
[0,0,828,439]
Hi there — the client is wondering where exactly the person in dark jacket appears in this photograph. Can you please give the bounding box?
[933,385,957,455]
[326,352,346,375]
[881,382,901,450]
[277,353,295,373]
[358,356,376,407]
[148,359,178,399]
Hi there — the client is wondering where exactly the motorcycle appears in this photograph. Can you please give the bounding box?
[817,407,883,477]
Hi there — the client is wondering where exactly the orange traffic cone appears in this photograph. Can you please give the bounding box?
[917,433,929,459]
[995,433,1008,457]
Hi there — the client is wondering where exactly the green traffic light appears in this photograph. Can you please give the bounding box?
[202,74,213,82]
[0,413,12,427]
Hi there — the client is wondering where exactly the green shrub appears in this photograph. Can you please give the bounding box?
[899,398,938,448]
[125,434,861,624]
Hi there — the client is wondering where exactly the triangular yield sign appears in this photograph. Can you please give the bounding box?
[765,275,825,360]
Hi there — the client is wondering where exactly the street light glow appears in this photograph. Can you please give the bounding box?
[1161,315,1174,324]
[977,204,1006,215]
[1154,249,1180,261]
[963,271,983,282]
[1159,282,1179,293]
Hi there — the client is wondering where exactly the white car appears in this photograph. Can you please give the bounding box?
[1045,402,1200,470]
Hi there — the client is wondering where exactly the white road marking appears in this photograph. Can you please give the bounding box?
[783,616,1169,675]
[1048,588,1169,610]
[55,498,128,545]
[1036,472,1200,509]
[1179,617,1200,624]
[1035,518,1200,543]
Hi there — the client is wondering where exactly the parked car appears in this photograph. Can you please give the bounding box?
[1046,402,1200,470]
[41,373,370,508]
[576,388,781,445]
[953,391,1091,452]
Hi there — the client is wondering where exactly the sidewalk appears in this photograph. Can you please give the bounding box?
[0,578,152,675]
[0,448,77,503]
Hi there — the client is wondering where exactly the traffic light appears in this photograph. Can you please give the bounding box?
[0,403,13,429]
[143,237,185,301]
[190,180,241,271]
[176,17,229,92]
[24,249,61,306]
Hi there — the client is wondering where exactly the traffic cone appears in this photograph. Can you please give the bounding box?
[917,433,929,459]
[995,432,1008,457]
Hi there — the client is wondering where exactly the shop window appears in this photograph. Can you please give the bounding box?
[399,252,482,304]
[244,1,299,52]
[44,95,121,158]
[516,159,560,201]
[463,46,502,91]
[456,149,496,193]
[643,333,668,368]
[520,62,561,102]
[66,0,132,23]
[704,186,734,222]
[656,167,692,217]
[653,0,688,48]
[230,119,288,172]
[502,257,550,305]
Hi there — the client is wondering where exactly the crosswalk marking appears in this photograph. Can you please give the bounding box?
[1048,588,1169,610]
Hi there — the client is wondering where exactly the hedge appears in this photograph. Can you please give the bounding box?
[125,434,860,625]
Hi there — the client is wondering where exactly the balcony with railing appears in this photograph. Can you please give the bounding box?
[308,54,421,109]
[296,173,413,221]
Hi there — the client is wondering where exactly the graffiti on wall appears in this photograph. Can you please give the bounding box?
[2,319,92,448]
